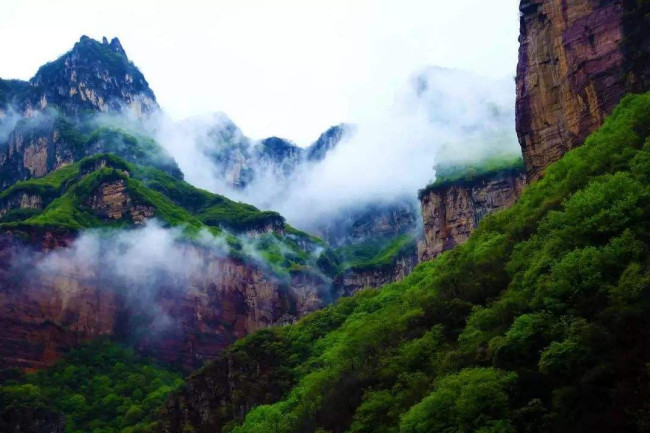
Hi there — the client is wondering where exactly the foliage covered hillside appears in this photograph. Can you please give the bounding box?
[0,153,331,277]
[333,234,417,274]
[163,93,650,433]
[0,341,182,433]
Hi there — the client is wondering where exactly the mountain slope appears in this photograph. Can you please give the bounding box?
[0,153,282,234]
[161,93,650,433]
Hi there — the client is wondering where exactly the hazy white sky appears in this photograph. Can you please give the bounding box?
[0,0,520,145]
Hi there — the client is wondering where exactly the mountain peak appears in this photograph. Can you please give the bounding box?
[306,123,354,162]
[22,35,157,116]
[109,37,126,55]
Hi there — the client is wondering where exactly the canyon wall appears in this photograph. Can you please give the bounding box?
[516,0,650,181]
[333,253,418,297]
[0,230,327,371]
[418,170,526,262]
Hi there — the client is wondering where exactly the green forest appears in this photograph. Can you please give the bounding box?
[0,341,182,433]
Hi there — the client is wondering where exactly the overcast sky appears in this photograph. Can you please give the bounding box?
[0,0,520,145]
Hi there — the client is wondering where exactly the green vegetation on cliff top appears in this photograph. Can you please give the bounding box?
[0,153,283,233]
[166,93,650,433]
[334,234,417,274]
[419,154,525,198]
[0,153,330,277]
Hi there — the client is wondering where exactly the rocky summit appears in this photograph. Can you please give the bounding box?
[3,35,157,116]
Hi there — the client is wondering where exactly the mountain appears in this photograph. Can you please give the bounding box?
[0,36,178,188]
[198,119,424,295]
[198,118,353,189]
[305,124,353,162]
[2,35,157,116]
[0,153,335,370]
[0,37,342,372]
[3,2,650,430]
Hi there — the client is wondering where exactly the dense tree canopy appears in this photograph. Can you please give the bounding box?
[0,341,183,433]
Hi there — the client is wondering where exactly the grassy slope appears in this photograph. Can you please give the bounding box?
[0,154,279,232]
[0,154,326,276]
[171,93,650,433]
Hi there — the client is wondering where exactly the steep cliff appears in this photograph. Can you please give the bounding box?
[0,155,333,370]
[418,166,526,262]
[516,0,650,181]
[0,231,326,371]
[333,253,417,297]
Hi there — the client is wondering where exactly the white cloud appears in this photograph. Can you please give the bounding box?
[149,67,519,231]
[0,0,520,145]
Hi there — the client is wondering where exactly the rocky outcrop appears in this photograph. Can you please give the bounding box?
[0,112,181,188]
[305,124,353,162]
[0,193,43,217]
[418,169,526,262]
[0,230,329,371]
[516,0,650,181]
[86,180,154,224]
[242,218,286,237]
[334,253,418,297]
[0,117,73,188]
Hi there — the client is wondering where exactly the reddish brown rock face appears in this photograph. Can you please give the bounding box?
[418,170,526,262]
[515,0,624,182]
[333,254,418,297]
[0,230,328,371]
[516,0,650,182]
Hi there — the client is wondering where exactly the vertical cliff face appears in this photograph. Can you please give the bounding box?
[418,169,526,262]
[516,0,650,181]
[333,253,418,297]
[85,179,155,224]
[0,230,328,371]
